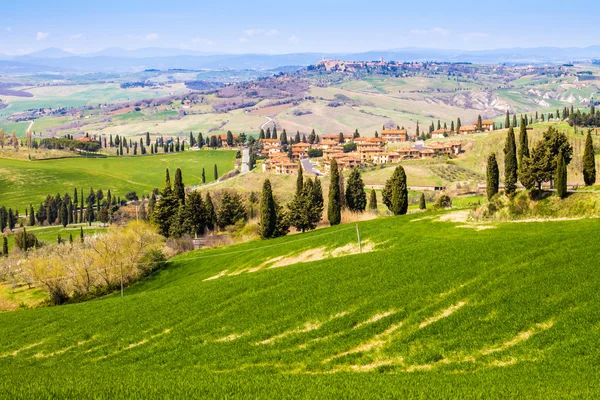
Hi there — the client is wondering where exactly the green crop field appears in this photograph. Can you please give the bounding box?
[1,212,599,398]
[0,150,236,210]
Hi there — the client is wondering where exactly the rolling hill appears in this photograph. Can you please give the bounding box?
[0,150,236,210]
[1,212,599,398]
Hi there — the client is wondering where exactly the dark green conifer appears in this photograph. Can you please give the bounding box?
[327,160,341,226]
[555,150,568,199]
[583,130,596,186]
[382,166,408,215]
[504,127,518,196]
[345,168,366,213]
[486,153,499,200]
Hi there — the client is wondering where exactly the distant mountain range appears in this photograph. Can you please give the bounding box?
[1,46,600,74]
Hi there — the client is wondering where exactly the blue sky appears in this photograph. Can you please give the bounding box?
[1,0,599,55]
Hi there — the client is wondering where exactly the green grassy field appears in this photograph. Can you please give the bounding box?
[3,224,107,252]
[0,150,236,210]
[1,211,599,398]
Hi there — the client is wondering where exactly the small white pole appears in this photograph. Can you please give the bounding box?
[356,224,362,254]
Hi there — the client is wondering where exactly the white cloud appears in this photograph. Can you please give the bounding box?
[6,27,12,32]
[462,32,490,39]
[410,27,448,36]
[146,33,159,40]
[192,38,213,46]
[289,36,300,44]
[243,28,278,37]
[239,37,248,43]
[36,32,49,41]
[69,33,84,40]
[244,28,262,37]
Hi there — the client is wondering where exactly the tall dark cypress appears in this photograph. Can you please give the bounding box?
[486,153,499,200]
[583,131,596,186]
[345,168,366,213]
[505,110,510,129]
[504,127,518,195]
[296,166,304,196]
[555,150,568,199]
[213,164,218,181]
[29,204,35,226]
[368,189,377,210]
[173,168,185,203]
[327,159,341,226]
[259,180,277,239]
[518,117,530,167]
[382,166,408,215]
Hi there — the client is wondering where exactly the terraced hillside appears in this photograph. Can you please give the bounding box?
[1,213,599,398]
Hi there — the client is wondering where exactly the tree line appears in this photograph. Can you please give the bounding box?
[486,122,595,200]
[150,163,413,241]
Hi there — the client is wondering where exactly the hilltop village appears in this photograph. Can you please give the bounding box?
[258,118,496,175]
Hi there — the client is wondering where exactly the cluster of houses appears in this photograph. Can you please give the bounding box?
[262,129,463,175]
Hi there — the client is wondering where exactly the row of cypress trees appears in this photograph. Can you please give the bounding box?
[487,124,595,200]
[260,162,410,239]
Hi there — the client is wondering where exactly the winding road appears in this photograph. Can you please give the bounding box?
[260,116,273,130]
[241,147,250,173]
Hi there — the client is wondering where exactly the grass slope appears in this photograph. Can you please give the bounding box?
[1,213,599,398]
[0,150,236,210]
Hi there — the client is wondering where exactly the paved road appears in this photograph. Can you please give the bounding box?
[300,158,318,175]
[260,116,273,130]
[27,120,34,133]
[241,147,250,173]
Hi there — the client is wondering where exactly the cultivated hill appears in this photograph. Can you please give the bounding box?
[1,213,599,398]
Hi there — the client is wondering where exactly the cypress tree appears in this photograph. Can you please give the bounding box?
[69,233,73,244]
[213,164,218,181]
[205,193,217,233]
[456,118,461,133]
[184,191,206,237]
[338,170,346,210]
[327,159,341,226]
[259,180,277,239]
[419,192,426,210]
[505,110,510,129]
[583,131,596,186]
[77,190,83,223]
[382,166,408,215]
[555,150,568,199]
[368,189,377,210]
[518,117,530,167]
[345,168,366,213]
[61,201,68,228]
[512,115,517,128]
[504,127,518,196]
[80,227,84,243]
[296,166,304,196]
[29,204,35,226]
[486,153,499,200]
[174,168,185,203]
[477,115,483,131]
[2,236,7,257]
[202,168,206,184]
